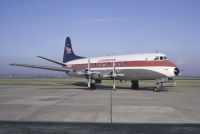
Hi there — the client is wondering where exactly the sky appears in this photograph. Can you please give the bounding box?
[0,0,200,76]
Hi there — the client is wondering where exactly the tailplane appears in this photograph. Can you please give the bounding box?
[63,37,84,63]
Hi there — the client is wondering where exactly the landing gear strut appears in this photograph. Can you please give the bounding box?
[154,82,163,92]
[131,80,139,90]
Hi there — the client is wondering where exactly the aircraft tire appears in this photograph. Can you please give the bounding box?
[90,83,96,89]
[131,80,139,90]
[154,87,160,92]
[154,83,161,92]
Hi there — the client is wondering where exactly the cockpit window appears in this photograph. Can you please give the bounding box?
[154,56,167,60]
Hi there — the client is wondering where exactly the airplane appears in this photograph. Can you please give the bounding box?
[10,37,180,92]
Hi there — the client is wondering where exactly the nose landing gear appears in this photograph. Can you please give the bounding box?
[154,78,169,92]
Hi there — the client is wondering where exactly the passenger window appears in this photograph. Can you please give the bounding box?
[164,56,167,60]
[160,56,163,60]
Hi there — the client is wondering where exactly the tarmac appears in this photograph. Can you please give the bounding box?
[0,85,200,133]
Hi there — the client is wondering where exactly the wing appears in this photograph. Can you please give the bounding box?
[10,63,69,72]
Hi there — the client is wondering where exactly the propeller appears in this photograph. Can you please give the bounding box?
[76,59,100,88]
[103,59,124,89]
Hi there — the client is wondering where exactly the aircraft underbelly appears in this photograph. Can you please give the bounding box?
[68,68,168,80]
[117,69,166,80]
[96,69,166,80]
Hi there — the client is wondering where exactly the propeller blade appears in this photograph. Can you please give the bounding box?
[87,58,91,88]
[113,59,116,90]
[76,72,87,75]
[88,59,90,71]
[88,76,91,88]
[113,59,115,74]
[113,78,116,89]
[116,74,124,77]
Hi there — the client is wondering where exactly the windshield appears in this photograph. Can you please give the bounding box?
[154,56,167,60]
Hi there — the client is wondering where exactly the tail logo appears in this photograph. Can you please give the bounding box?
[65,47,72,54]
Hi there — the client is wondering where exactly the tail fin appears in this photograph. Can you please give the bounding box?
[63,37,84,63]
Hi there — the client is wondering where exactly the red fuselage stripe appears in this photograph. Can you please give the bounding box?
[66,60,176,70]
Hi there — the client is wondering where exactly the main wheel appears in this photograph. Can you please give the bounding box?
[90,83,96,89]
[154,87,160,92]
[131,80,139,90]
[154,83,161,92]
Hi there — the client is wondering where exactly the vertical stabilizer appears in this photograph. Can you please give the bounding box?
[63,37,84,62]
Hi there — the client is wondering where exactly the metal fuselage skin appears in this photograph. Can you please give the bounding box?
[65,53,177,81]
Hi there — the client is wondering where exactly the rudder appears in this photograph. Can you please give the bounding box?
[63,37,84,63]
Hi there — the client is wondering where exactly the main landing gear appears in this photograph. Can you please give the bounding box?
[90,83,96,89]
[131,80,139,90]
[88,79,102,90]
[88,79,97,90]
[154,78,168,92]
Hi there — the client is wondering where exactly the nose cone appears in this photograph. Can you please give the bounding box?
[174,67,180,76]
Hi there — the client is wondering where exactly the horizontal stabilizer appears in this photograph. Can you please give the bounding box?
[10,63,69,72]
[37,56,66,66]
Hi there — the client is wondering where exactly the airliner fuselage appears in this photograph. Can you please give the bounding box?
[66,53,178,80]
